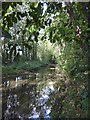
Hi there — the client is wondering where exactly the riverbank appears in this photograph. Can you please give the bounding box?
[2,60,51,77]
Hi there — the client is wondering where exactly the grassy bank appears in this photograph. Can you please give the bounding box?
[2,60,50,76]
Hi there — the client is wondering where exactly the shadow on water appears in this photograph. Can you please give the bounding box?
[2,64,66,119]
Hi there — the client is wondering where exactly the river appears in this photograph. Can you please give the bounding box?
[2,64,85,119]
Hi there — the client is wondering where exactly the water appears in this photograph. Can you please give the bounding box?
[2,64,68,119]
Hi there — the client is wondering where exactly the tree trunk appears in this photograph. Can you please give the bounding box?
[31,41,37,60]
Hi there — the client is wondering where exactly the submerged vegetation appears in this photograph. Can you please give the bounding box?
[1,1,90,119]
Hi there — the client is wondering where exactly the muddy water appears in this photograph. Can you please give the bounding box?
[2,65,66,119]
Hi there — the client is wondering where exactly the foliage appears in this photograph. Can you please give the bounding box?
[37,39,55,62]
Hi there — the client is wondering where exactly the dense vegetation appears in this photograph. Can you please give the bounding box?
[1,1,90,118]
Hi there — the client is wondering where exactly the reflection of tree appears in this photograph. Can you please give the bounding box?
[18,83,37,115]
[2,82,37,119]
[48,90,64,118]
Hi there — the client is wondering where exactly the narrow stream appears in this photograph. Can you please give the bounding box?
[2,64,66,119]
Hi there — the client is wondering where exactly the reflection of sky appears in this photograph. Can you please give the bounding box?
[28,83,54,119]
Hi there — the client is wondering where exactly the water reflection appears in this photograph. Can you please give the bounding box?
[2,65,63,119]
